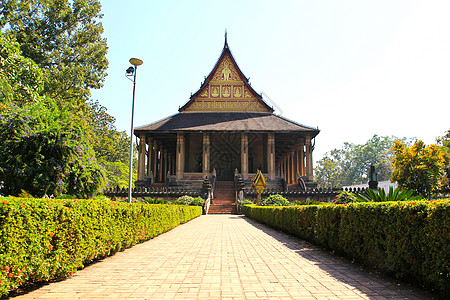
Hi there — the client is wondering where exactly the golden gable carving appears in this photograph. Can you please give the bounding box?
[182,52,271,112]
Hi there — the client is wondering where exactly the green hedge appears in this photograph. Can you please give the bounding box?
[0,197,202,296]
[242,200,450,296]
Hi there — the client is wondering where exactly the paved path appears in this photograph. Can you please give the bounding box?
[14,215,432,299]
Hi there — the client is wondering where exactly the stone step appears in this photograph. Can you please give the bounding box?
[213,201,235,204]
[210,181,237,214]
[208,210,237,214]
[208,205,237,214]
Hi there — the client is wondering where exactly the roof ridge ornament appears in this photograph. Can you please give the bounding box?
[224,29,228,48]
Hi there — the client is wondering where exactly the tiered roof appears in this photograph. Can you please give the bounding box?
[135,36,319,137]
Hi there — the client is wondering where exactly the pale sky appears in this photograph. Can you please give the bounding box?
[91,0,450,162]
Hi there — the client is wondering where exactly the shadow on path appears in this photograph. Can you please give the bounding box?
[237,215,437,300]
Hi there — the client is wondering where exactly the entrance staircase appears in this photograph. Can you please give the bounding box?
[208,181,237,214]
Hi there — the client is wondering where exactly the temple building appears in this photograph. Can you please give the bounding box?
[134,36,319,189]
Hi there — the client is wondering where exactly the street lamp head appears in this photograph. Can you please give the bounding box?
[126,66,134,75]
[129,57,143,66]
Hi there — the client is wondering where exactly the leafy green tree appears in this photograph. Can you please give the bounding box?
[392,140,450,198]
[0,99,106,197]
[315,135,414,188]
[437,129,450,191]
[437,129,450,152]
[0,33,43,108]
[1,2,133,192]
[314,152,343,188]
[0,0,108,105]
[87,99,129,164]
[86,99,131,189]
[0,32,105,197]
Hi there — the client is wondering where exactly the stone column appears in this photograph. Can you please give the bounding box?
[176,133,185,180]
[202,132,210,178]
[241,133,248,179]
[295,145,301,180]
[152,141,159,182]
[306,138,313,181]
[146,137,153,178]
[159,145,164,182]
[299,143,305,177]
[267,133,275,180]
[289,152,295,184]
[168,153,172,177]
[161,148,168,182]
[285,156,289,183]
[163,149,168,181]
[137,134,146,180]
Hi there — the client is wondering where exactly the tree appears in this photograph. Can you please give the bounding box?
[0,99,106,197]
[315,135,414,188]
[392,140,450,198]
[0,2,134,193]
[314,151,343,188]
[0,0,108,105]
[437,129,450,152]
[437,129,450,191]
[87,99,129,164]
[0,32,105,197]
[86,99,131,189]
[0,33,43,108]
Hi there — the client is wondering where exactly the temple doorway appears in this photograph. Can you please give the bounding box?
[210,133,240,180]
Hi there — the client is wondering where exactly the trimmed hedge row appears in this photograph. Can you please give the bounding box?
[242,200,450,296]
[0,197,202,296]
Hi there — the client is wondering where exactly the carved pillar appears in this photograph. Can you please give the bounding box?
[267,132,275,180]
[176,133,185,180]
[202,132,210,178]
[137,134,146,180]
[241,133,248,179]
[306,138,313,181]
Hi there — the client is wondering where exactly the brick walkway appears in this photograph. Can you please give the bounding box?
[14,215,433,299]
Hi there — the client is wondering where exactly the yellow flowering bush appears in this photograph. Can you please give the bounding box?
[392,140,450,197]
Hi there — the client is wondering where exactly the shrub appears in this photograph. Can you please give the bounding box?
[242,200,450,296]
[143,197,169,204]
[175,195,205,206]
[333,191,360,204]
[242,199,254,205]
[0,197,202,297]
[291,200,328,206]
[261,194,290,206]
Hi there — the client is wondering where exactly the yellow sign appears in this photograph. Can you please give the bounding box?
[251,170,267,204]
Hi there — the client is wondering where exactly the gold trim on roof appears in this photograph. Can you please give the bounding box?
[183,53,271,112]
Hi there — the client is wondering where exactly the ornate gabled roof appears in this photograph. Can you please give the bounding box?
[178,37,273,113]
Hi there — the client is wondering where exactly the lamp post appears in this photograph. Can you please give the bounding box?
[126,58,143,203]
